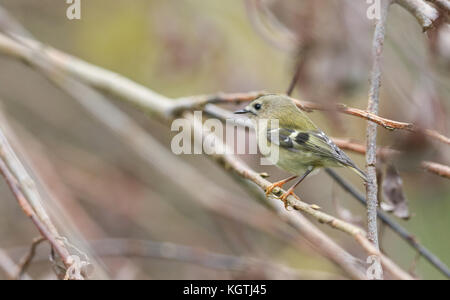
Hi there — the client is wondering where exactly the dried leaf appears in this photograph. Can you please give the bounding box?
[381,164,410,220]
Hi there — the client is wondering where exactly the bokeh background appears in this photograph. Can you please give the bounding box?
[0,0,448,279]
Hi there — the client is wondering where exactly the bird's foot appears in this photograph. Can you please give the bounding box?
[265,182,285,196]
[280,190,299,210]
[265,175,298,196]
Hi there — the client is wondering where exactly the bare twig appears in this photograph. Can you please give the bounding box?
[0,155,78,278]
[365,0,392,255]
[0,111,89,279]
[0,249,31,280]
[426,0,450,18]
[331,138,450,180]
[395,0,440,31]
[421,161,450,178]
[14,237,45,280]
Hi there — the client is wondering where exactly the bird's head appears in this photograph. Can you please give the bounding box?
[234,94,298,121]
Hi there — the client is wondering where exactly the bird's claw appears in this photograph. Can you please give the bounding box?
[279,190,299,210]
[265,183,282,196]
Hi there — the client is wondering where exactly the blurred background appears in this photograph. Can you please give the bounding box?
[0,0,448,279]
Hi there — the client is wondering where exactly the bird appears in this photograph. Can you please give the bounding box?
[234,94,367,207]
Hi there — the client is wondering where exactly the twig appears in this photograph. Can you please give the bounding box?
[14,237,45,280]
[325,168,450,278]
[365,0,392,254]
[0,111,89,279]
[421,161,450,179]
[331,138,450,180]
[0,249,32,280]
[395,0,440,31]
[331,137,400,158]
[426,0,450,14]
[0,155,78,278]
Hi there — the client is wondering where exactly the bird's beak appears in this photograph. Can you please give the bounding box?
[234,108,249,114]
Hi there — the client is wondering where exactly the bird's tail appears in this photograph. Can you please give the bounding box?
[349,165,368,182]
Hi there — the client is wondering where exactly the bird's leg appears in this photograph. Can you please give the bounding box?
[265,175,297,196]
[280,167,315,209]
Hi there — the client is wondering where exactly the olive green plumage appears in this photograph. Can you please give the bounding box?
[235,94,367,181]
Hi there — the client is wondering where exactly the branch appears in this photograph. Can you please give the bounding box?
[395,0,441,31]
[421,161,450,178]
[426,0,450,14]
[14,237,45,280]
[0,249,30,280]
[331,138,450,180]
[365,0,392,254]
[0,118,86,280]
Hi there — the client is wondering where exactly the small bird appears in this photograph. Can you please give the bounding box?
[235,94,367,207]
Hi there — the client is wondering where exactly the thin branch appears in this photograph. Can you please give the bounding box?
[395,0,441,31]
[14,237,45,280]
[0,154,78,278]
[331,137,400,158]
[0,249,31,280]
[331,138,450,180]
[426,0,450,14]
[365,0,392,253]
[421,161,450,179]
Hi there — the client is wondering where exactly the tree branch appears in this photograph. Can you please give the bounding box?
[0,118,87,280]
[421,161,450,179]
[395,0,440,31]
[365,0,392,254]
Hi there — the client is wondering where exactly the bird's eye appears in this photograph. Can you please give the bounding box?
[254,103,262,110]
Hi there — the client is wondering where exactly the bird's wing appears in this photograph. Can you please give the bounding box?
[267,128,367,180]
